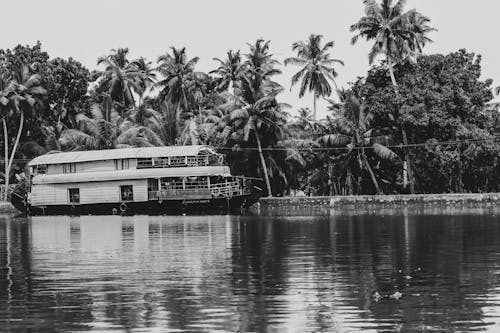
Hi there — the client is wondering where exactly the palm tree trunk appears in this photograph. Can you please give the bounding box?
[387,56,415,194]
[328,161,334,196]
[3,119,8,202]
[3,112,25,202]
[313,93,317,121]
[255,131,272,197]
[401,129,415,193]
[8,112,24,173]
[362,151,383,195]
[347,169,353,195]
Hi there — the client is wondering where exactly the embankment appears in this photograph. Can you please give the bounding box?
[0,201,20,214]
[256,193,500,209]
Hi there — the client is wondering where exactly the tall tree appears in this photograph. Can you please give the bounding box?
[350,0,434,193]
[94,48,141,110]
[156,47,200,111]
[129,57,157,97]
[407,10,436,55]
[223,39,288,197]
[0,64,46,200]
[284,34,344,120]
[210,50,246,94]
[318,93,398,194]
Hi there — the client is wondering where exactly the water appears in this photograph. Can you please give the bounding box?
[1,204,500,332]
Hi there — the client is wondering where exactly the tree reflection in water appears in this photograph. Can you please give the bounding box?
[0,206,499,332]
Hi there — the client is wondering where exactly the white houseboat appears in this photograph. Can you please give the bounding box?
[14,145,255,215]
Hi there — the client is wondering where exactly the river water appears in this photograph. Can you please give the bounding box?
[1,204,500,332]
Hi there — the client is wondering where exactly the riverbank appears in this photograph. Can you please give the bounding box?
[256,193,500,209]
[0,201,19,214]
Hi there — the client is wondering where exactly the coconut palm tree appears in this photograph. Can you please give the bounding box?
[350,0,414,84]
[407,10,436,55]
[129,57,157,97]
[318,93,398,194]
[94,48,141,109]
[156,47,200,111]
[244,39,282,90]
[0,64,46,200]
[350,0,434,193]
[284,34,344,120]
[210,50,246,93]
[227,38,288,196]
[229,82,288,197]
[287,108,320,139]
[60,104,163,151]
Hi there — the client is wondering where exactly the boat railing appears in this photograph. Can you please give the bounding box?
[137,155,222,169]
[148,179,248,200]
[209,181,242,197]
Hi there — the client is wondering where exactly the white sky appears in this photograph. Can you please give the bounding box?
[3,0,499,119]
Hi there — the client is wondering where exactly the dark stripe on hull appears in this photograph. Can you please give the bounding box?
[25,196,249,216]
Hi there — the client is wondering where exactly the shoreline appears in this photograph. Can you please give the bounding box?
[0,201,19,214]
[256,193,500,209]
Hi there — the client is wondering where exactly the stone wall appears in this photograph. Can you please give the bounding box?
[257,193,500,209]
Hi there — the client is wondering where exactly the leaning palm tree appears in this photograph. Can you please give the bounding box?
[318,93,398,194]
[229,80,288,197]
[212,39,287,197]
[350,0,434,193]
[284,34,344,120]
[0,64,46,200]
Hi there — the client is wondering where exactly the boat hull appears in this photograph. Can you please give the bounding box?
[23,196,250,216]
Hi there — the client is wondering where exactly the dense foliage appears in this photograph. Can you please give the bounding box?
[1,0,500,197]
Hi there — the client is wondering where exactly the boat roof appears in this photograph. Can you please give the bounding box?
[32,166,231,184]
[28,145,217,166]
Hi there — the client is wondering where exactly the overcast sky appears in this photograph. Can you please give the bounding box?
[3,0,499,119]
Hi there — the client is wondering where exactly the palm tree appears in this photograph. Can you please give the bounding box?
[318,93,398,194]
[229,81,288,197]
[220,39,287,197]
[0,64,46,200]
[210,50,246,93]
[244,39,282,90]
[407,10,436,55]
[199,93,239,146]
[60,104,163,151]
[94,48,141,109]
[284,34,344,120]
[287,108,320,139]
[129,57,157,97]
[156,47,200,111]
[351,0,414,84]
[350,0,434,193]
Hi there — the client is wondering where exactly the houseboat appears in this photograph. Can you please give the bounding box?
[13,145,256,215]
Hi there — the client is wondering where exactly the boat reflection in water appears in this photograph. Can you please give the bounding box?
[1,205,500,332]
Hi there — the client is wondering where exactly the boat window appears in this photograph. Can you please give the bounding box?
[120,185,134,201]
[36,164,48,174]
[137,158,153,169]
[170,156,185,167]
[114,159,130,170]
[63,163,77,173]
[68,188,80,203]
